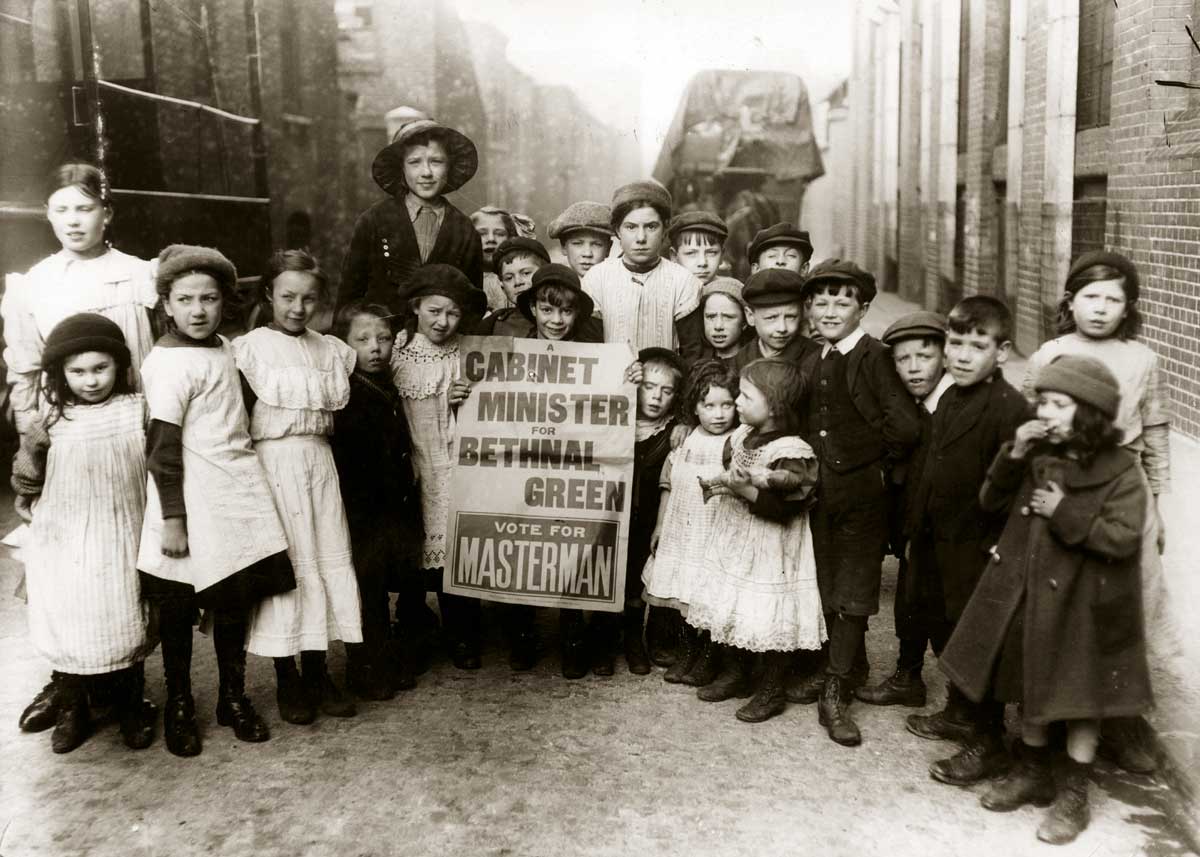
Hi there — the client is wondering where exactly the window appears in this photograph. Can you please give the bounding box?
[1077,0,1114,130]
[1072,177,1108,259]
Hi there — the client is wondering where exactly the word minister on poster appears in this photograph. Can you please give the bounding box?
[445,337,636,611]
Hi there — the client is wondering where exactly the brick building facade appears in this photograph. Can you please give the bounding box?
[825,0,1200,439]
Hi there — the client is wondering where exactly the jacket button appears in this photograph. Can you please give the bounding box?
[819,430,827,437]
[1048,578,1058,590]
[992,553,1001,563]
[1020,505,1030,516]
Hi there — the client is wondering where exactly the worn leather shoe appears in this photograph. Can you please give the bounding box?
[680,636,721,687]
[119,699,158,750]
[50,700,90,754]
[981,742,1056,811]
[930,733,1010,785]
[855,667,927,707]
[905,708,976,743]
[1037,760,1091,845]
[818,675,862,747]
[19,678,60,733]
[163,693,202,757]
[451,641,482,671]
[785,671,826,704]
[216,693,271,742]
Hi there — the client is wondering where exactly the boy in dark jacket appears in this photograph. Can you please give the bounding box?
[788,259,922,747]
[901,296,1031,785]
[330,302,424,697]
[730,268,819,372]
[339,117,484,315]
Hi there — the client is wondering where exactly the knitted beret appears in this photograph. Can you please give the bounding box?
[1034,354,1121,419]
[155,244,238,296]
[742,268,806,308]
[42,312,131,368]
[701,276,745,307]
[802,258,877,304]
[881,310,948,346]
[668,210,729,244]
[517,263,594,321]
[1066,250,1140,302]
[747,223,813,262]
[492,236,551,275]
[548,202,614,240]
[403,264,487,317]
[611,180,672,227]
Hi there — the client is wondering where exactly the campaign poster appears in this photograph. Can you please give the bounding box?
[444,336,636,612]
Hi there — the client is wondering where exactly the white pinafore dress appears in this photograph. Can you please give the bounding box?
[25,394,150,674]
[686,425,826,653]
[641,427,731,614]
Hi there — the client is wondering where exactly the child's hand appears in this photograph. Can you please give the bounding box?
[726,464,752,491]
[748,467,774,490]
[1012,420,1048,458]
[1155,498,1166,554]
[448,379,472,407]
[698,472,728,503]
[13,494,33,523]
[649,527,661,554]
[1029,481,1064,518]
[161,517,190,558]
[669,423,689,450]
[624,361,644,385]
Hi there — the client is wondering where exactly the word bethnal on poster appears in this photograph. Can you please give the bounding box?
[444,336,636,612]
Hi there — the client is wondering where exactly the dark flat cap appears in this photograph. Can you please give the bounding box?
[802,258,877,304]
[1066,250,1139,302]
[492,237,551,275]
[747,223,813,262]
[516,263,594,322]
[668,210,729,244]
[741,268,807,307]
[881,310,947,345]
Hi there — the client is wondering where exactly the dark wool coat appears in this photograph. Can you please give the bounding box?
[906,371,1030,618]
[339,196,484,315]
[939,442,1153,724]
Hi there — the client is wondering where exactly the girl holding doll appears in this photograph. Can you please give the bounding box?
[687,358,826,723]
[12,314,155,753]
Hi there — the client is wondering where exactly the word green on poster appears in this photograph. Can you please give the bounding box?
[444,336,636,612]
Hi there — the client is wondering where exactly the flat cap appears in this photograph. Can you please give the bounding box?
[155,244,238,296]
[747,222,813,262]
[802,258,877,304]
[1066,250,1140,302]
[492,236,551,275]
[548,202,613,240]
[668,210,729,244]
[881,310,948,346]
[741,268,807,308]
[700,276,745,307]
[611,180,672,226]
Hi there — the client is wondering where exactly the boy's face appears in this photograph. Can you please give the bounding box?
[166,272,223,340]
[752,244,807,275]
[809,286,866,344]
[637,363,677,420]
[562,232,611,276]
[403,140,449,201]
[944,325,1010,387]
[617,206,665,266]
[703,294,745,354]
[891,337,946,400]
[345,314,394,374]
[674,236,722,283]
[499,253,543,303]
[747,301,803,352]
[533,297,578,341]
[474,214,509,264]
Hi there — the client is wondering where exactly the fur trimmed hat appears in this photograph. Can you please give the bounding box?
[372,118,478,196]
[492,236,551,275]
[802,258,877,304]
[155,244,238,297]
[1034,354,1121,419]
[548,202,613,240]
[42,312,131,369]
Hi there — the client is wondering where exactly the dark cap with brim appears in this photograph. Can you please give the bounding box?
[492,236,551,275]
[747,222,813,262]
[801,258,877,304]
[742,268,807,307]
[881,310,947,346]
[668,210,729,244]
[517,263,594,322]
[402,264,487,316]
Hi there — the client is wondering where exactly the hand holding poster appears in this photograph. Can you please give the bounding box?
[444,336,636,612]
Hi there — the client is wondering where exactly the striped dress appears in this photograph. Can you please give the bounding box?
[580,256,701,353]
[14,394,150,674]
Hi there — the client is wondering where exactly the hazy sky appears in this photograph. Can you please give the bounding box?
[453,0,852,171]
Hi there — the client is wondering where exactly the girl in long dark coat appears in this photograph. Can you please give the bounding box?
[939,354,1151,847]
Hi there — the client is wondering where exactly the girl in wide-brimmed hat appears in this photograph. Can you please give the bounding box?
[339,112,485,316]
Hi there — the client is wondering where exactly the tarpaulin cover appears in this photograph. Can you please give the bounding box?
[652,70,825,187]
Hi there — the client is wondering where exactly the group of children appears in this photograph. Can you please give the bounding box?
[5,114,1169,848]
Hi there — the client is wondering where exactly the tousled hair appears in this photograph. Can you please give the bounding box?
[471,206,516,238]
[264,248,329,303]
[681,360,739,428]
[1056,263,1142,340]
[807,281,864,304]
[948,295,1013,344]
[498,250,545,274]
[740,358,806,433]
[530,283,579,310]
[47,162,108,205]
[334,301,394,341]
[675,229,724,250]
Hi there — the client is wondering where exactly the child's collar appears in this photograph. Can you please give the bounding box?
[821,325,867,356]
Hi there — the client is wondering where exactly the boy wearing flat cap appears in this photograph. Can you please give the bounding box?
[787,258,921,748]
[581,181,704,361]
[548,201,614,278]
[731,268,819,372]
[477,237,551,337]
[340,116,484,315]
[668,211,728,285]
[748,222,814,277]
[901,296,1030,787]
[856,311,953,711]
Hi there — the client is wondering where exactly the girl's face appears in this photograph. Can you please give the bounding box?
[1070,278,1128,340]
[346,314,394,374]
[617,206,666,267]
[415,295,462,344]
[703,294,745,355]
[1036,391,1078,443]
[735,379,772,429]
[563,232,610,275]
[63,350,118,404]
[637,364,677,420]
[269,270,322,333]
[474,214,509,264]
[404,140,449,201]
[695,385,736,435]
[533,299,577,341]
[166,273,223,340]
[46,185,109,259]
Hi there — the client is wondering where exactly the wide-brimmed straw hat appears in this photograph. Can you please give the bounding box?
[372,118,479,196]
